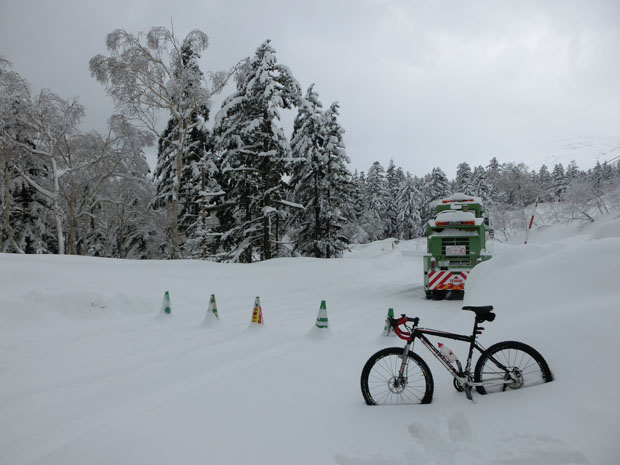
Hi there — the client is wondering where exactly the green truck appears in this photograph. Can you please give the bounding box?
[423,193,492,300]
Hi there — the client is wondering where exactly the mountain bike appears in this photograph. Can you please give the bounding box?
[360,305,553,405]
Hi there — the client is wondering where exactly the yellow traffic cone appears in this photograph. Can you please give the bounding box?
[250,296,264,325]
[315,300,328,329]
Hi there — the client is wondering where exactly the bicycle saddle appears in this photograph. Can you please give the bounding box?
[462,305,496,322]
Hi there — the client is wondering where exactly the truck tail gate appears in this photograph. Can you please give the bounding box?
[428,270,469,290]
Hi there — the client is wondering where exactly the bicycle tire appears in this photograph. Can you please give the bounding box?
[360,347,434,405]
[474,340,553,395]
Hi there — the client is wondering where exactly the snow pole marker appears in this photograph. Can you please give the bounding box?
[383,308,395,336]
[161,291,171,315]
[315,300,328,329]
[524,198,539,245]
[250,296,264,325]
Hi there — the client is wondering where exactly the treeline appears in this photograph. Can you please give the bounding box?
[2,28,619,261]
[346,157,620,244]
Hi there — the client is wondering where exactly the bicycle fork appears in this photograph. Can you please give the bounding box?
[395,342,413,388]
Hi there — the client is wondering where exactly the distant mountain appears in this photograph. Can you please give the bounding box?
[524,136,620,171]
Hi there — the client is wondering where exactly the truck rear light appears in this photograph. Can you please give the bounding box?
[435,220,475,226]
[430,257,436,270]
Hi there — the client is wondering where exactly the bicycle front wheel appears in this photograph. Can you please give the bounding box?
[474,340,553,395]
[360,347,434,405]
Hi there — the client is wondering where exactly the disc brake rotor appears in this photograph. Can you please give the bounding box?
[388,376,407,394]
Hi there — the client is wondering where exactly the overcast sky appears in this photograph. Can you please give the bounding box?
[1,0,619,177]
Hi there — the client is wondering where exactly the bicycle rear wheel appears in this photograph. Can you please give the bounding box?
[360,347,434,405]
[474,340,553,395]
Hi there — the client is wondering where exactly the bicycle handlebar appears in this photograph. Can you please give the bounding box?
[388,315,419,340]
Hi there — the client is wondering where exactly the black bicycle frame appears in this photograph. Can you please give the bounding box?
[406,319,488,379]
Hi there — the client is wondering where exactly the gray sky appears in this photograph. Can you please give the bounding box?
[1,0,619,177]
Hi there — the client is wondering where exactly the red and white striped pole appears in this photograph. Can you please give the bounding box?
[524,199,538,245]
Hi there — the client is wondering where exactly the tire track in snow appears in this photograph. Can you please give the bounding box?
[0,334,305,465]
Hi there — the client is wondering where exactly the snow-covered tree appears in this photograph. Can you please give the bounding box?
[361,161,388,241]
[551,163,566,201]
[288,84,324,256]
[454,162,473,194]
[318,101,352,257]
[340,170,368,243]
[565,160,581,182]
[396,173,423,239]
[0,62,47,253]
[214,40,301,262]
[469,165,490,201]
[8,88,85,254]
[420,167,451,224]
[151,38,214,258]
[486,157,502,202]
[90,26,239,258]
[536,164,553,201]
[385,159,404,238]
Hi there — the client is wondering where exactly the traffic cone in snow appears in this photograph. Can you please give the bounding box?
[161,291,171,315]
[250,296,264,325]
[383,308,395,336]
[208,294,219,319]
[202,294,219,327]
[315,300,329,329]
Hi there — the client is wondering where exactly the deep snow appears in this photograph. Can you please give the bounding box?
[1,214,620,464]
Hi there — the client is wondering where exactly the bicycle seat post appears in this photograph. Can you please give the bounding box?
[472,318,484,339]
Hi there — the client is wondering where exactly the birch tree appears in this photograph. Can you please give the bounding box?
[89,26,238,258]
[9,89,85,254]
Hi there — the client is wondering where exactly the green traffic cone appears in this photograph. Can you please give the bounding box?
[161,291,171,315]
[383,308,395,336]
[202,293,219,327]
[315,300,328,329]
[209,294,219,319]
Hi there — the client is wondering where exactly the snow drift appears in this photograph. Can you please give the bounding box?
[1,215,619,464]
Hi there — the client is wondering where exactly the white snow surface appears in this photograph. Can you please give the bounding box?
[434,210,477,224]
[2,216,620,465]
[433,193,482,205]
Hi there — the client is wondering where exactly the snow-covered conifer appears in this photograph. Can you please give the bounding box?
[362,161,389,241]
[396,173,423,239]
[551,163,567,201]
[214,40,301,262]
[469,165,490,201]
[319,101,352,257]
[385,160,404,238]
[454,162,473,194]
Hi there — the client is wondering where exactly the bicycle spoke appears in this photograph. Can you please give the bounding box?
[476,343,551,394]
[361,350,432,405]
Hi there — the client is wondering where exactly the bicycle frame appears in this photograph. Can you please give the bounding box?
[393,316,498,391]
[411,327,485,382]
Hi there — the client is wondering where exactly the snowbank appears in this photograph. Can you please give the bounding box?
[0,215,618,464]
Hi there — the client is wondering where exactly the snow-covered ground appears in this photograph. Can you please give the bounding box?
[2,214,619,465]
